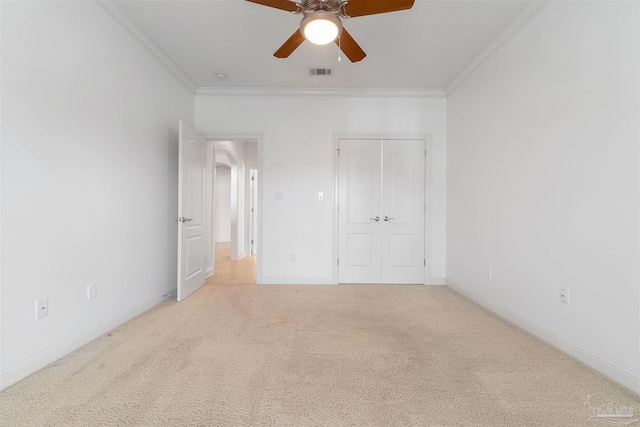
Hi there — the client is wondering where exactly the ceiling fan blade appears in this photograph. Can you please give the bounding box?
[335,28,366,62]
[246,0,299,13]
[344,0,415,17]
[274,29,305,58]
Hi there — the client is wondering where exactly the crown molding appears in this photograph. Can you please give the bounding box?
[444,0,552,95]
[196,87,446,98]
[94,0,198,94]
[94,0,548,99]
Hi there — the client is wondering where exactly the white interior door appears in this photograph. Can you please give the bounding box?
[338,139,425,284]
[338,140,383,283]
[381,140,425,284]
[177,120,207,301]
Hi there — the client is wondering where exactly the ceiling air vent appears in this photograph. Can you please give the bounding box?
[309,67,333,76]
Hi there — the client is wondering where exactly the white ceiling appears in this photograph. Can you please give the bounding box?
[115,0,532,90]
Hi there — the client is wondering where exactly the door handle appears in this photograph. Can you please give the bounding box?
[370,216,380,222]
[384,216,394,222]
[175,217,194,223]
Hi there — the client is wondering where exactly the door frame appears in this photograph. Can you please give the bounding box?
[249,169,258,256]
[334,134,434,285]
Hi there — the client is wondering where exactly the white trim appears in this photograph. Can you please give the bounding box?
[426,277,445,286]
[260,276,336,285]
[197,87,446,98]
[446,279,640,394]
[423,136,434,287]
[203,134,263,143]
[444,0,551,95]
[334,134,434,142]
[0,286,175,391]
[94,0,197,94]
[333,139,340,284]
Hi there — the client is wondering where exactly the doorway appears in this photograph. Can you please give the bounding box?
[205,141,259,285]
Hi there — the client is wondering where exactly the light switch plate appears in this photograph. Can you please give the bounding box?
[87,283,97,300]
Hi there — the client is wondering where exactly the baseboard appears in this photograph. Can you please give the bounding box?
[446,279,640,395]
[258,276,447,286]
[0,286,175,391]
[259,276,336,285]
[164,286,177,299]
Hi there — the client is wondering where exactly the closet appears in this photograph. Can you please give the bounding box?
[338,139,425,284]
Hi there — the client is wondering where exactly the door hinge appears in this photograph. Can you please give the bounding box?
[425,149,427,158]
[424,259,426,266]
[251,208,254,213]
[337,259,340,266]
[424,204,427,213]
[251,176,255,181]
[251,240,254,244]
[336,149,340,157]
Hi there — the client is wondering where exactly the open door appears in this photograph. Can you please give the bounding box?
[177,120,207,301]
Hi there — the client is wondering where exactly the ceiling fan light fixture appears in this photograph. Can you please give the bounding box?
[300,12,342,45]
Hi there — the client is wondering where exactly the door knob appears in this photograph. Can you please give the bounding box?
[370,216,380,222]
[384,216,394,221]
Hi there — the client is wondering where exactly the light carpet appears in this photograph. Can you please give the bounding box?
[1,283,638,426]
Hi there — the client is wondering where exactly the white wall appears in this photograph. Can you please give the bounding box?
[195,93,447,284]
[214,166,232,242]
[244,141,258,166]
[446,1,639,392]
[0,1,195,389]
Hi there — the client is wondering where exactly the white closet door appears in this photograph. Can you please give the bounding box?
[338,140,382,283]
[381,140,425,284]
[338,139,425,284]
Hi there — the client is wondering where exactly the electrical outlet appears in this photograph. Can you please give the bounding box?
[318,191,324,200]
[87,283,97,300]
[485,267,492,279]
[290,253,296,262]
[35,298,48,319]
[560,288,569,304]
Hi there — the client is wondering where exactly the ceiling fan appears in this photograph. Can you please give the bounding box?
[246,0,415,62]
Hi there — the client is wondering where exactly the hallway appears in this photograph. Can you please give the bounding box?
[206,242,256,285]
